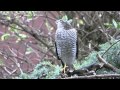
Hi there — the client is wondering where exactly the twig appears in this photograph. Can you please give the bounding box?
[3,67,12,75]
[62,74,120,79]
[97,54,119,72]
[102,39,120,57]
[81,29,98,41]
[41,47,53,61]
[0,49,23,74]
[2,67,17,75]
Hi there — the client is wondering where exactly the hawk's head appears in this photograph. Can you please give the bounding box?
[55,19,73,30]
[55,19,64,28]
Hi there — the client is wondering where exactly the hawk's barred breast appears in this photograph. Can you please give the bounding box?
[55,27,77,66]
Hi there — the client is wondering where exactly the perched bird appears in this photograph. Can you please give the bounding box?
[55,19,78,73]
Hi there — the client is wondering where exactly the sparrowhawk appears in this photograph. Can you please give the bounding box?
[55,19,78,73]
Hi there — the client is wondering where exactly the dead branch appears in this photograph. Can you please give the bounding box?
[62,74,120,79]
[0,13,56,57]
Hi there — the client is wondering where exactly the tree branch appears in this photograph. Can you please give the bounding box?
[97,54,119,72]
[62,74,120,79]
[0,13,56,57]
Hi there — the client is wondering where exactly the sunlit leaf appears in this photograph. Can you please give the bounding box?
[25,47,33,55]
[79,19,84,25]
[104,23,109,26]
[117,22,120,29]
[0,59,4,66]
[1,33,10,41]
[104,23,112,28]
[112,19,118,28]
[27,11,33,19]
[62,15,68,21]
[45,20,51,31]
[6,16,11,20]
[19,34,27,39]
[27,11,33,21]
[9,24,19,33]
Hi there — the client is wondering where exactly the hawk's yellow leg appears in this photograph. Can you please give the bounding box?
[62,63,68,74]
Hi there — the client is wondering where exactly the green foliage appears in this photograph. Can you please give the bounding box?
[73,51,102,70]
[25,11,36,21]
[8,24,28,43]
[104,19,120,29]
[0,59,4,66]
[18,34,27,39]
[18,73,31,79]
[45,20,53,31]
[79,19,84,25]
[74,39,120,74]
[18,61,62,79]
[1,33,10,41]
[104,23,113,29]
[25,47,33,55]
[61,15,73,24]
[15,33,28,43]
[9,24,19,33]
[62,15,68,21]
[27,11,34,19]
[112,19,118,28]
[30,61,61,79]
[100,39,120,69]
[96,68,115,74]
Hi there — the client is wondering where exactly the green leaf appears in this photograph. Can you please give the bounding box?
[26,11,34,21]
[6,16,11,20]
[104,23,112,28]
[19,34,27,39]
[112,19,118,28]
[0,59,4,66]
[1,33,10,41]
[117,22,120,29]
[104,23,110,26]
[25,47,33,55]
[15,34,27,43]
[79,19,84,25]
[62,15,68,21]
[9,24,19,33]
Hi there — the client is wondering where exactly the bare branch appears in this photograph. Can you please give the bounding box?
[0,13,56,57]
[62,74,120,79]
